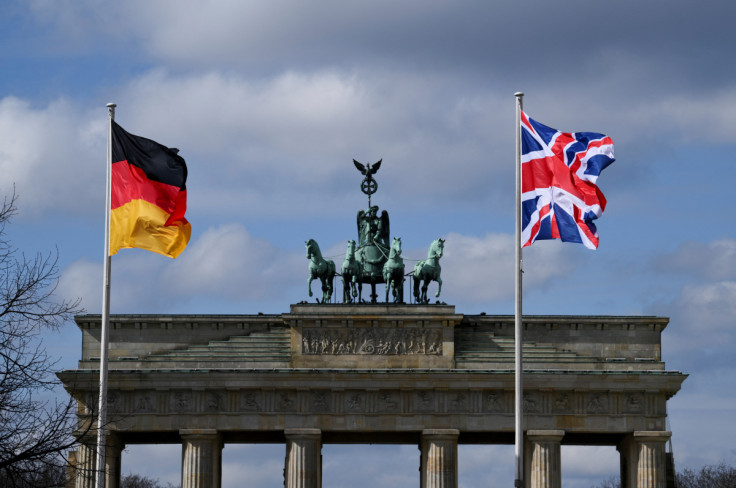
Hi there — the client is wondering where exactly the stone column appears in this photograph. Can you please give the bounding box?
[181,429,223,488]
[66,451,78,488]
[420,429,460,488]
[74,437,96,488]
[619,431,671,488]
[525,430,564,488]
[284,429,322,488]
[104,431,125,488]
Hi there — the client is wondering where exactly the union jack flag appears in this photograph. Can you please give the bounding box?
[520,111,615,249]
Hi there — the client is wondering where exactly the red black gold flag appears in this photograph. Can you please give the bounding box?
[110,121,191,258]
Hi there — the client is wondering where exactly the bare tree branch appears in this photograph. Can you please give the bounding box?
[0,189,86,487]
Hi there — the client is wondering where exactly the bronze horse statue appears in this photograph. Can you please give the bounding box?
[341,239,361,303]
[382,237,405,303]
[306,238,335,303]
[413,238,444,304]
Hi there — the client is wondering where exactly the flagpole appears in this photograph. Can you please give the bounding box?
[94,102,115,488]
[514,91,524,488]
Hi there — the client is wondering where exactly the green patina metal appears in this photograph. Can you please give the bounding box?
[306,159,444,304]
[383,236,405,303]
[413,238,444,304]
[305,238,335,303]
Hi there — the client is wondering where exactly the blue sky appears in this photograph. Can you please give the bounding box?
[2,1,735,486]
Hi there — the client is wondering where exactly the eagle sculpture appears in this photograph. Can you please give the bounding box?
[353,159,382,177]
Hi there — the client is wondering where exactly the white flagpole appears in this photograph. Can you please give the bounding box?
[94,102,115,488]
[513,92,524,488]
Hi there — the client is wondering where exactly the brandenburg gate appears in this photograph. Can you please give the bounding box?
[59,304,686,487]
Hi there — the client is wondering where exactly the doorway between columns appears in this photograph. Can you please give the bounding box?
[322,444,418,487]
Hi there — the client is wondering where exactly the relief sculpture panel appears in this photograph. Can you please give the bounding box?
[301,327,442,355]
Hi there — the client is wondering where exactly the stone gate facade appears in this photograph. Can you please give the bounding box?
[59,304,687,488]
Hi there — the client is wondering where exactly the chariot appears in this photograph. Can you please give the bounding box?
[306,159,443,304]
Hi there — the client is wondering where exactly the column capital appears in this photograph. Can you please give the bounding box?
[105,430,126,449]
[180,429,220,437]
[633,431,671,443]
[421,429,460,439]
[527,430,565,441]
[284,428,322,440]
[73,431,98,446]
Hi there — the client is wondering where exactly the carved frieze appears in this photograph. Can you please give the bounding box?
[301,327,442,355]
[623,394,644,413]
[449,392,470,412]
[97,387,664,421]
[275,391,297,412]
[134,391,156,413]
[552,394,571,413]
[107,390,122,413]
[205,391,223,412]
[378,391,400,412]
[345,392,366,412]
[171,391,193,413]
[523,393,540,413]
[240,391,262,411]
[586,393,609,414]
[483,392,505,413]
[311,391,331,412]
[413,390,435,412]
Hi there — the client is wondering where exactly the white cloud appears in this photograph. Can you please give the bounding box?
[439,232,582,304]
[654,238,736,281]
[655,90,736,143]
[0,68,510,222]
[58,228,584,314]
[108,68,513,219]
[655,280,736,363]
[222,445,284,488]
[58,223,305,314]
[562,446,620,477]
[675,281,736,333]
[439,232,514,302]
[322,444,418,487]
[57,258,102,313]
[0,96,103,218]
[163,223,302,301]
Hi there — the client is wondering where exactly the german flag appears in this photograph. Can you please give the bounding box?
[110,121,191,258]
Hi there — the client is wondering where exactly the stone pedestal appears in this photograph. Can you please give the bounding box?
[285,428,322,488]
[620,431,671,488]
[420,429,459,488]
[181,429,222,488]
[525,430,564,488]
